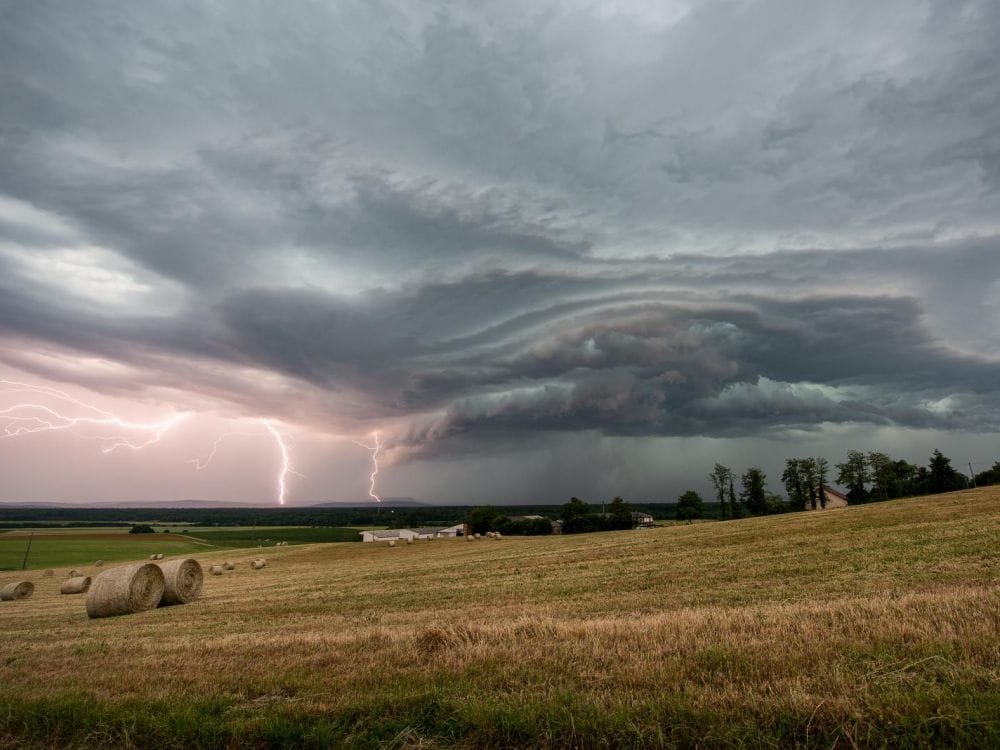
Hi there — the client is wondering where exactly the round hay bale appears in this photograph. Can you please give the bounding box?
[149,554,157,560]
[69,569,82,577]
[406,538,413,545]
[95,560,104,567]
[251,559,266,570]
[222,562,235,571]
[388,540,396,547]
[43,569,55,577]
[60,576,91,595]
[474,533,481,539]
[156,558,203,606]
[465,535,473,542]
[494,532,502,539]
[209,565,224,576]
[0,581,34,601]
[156,554,164,560]
[85,563,165,619]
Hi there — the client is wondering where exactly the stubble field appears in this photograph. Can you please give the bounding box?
[1,489,998,748]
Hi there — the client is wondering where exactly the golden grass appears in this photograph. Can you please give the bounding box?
[1,488,999,748]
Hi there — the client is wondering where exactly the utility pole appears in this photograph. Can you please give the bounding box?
[21,532,33,570]
[969,462,977,488]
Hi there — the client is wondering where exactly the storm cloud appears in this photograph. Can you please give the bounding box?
[1,1,998,502]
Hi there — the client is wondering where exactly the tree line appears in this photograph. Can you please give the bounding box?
[675,448,980,522]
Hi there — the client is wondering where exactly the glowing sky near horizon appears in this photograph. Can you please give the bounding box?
[1,1,999,504]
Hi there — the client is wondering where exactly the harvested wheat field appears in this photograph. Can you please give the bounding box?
[1,489,999,749]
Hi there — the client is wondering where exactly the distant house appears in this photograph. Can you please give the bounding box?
[435,524,465,538]
[360,529,419,543]
[821,486,850,509]
[632,512,655,527]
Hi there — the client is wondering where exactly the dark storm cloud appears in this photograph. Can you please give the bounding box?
[1,1,999,470]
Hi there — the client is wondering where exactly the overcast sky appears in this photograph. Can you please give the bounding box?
[1,1,998,505]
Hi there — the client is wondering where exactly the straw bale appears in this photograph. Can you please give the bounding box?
[60,576,91,595]
[0,581,33,600]
[85,563,165,618]
[156,558,203,606]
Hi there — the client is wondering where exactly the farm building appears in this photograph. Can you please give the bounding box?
[821,486,850,509]
[632,512,655,527]
[359,529,418,543]
[435,524,465,537]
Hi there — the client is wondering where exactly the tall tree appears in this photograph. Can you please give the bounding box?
[926,450,968,494]
[675,491,705,523]
[710,463,734,519]
[607,496,634,530]
[782,459,807,511]
[740,467,768,514]
[867,451,893,501]
[836,450,870,503]
[816,457,829,509]
[799,458,819,510]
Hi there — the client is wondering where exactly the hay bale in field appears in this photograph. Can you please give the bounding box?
[0,581,34,600]
[60,576,91,595]
[209,565,224,576]
[95,560,104,567]
[251,559,266,570]
[69,569,82,577]
[465,535,473,542]
[494,532,502,539]
[156,558,203,606]
[473,533,481,539]
[149,554,157,560]
[222,562,235,571]
[43,569,55,577]
[156,554,164,560]
[388,540,396,547]
[406,538,413,545]
[85,563,165,619]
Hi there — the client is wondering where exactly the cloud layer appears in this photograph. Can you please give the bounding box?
[1,1,998,501]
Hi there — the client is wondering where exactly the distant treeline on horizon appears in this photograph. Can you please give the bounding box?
[0,502,683,529]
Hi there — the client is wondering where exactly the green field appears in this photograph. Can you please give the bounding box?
[0,526,364,570]
[1,488,998,748]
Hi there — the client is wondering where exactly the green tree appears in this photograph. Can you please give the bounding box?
[782,459,807,511]
[799,457,820,510]
[739,467,768,514]
[709,463,734,519]
[926,449,968,494]
[561,497,597,533]
[467,505,499,535]
[675,490,705,523]
[867,451,893,500]
[128,524,155,534]
[607,496,634,530]
[816,457,829,509]
[973,460,1000,487]
[836,450,870,503]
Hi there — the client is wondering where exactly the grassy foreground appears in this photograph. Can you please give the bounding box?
[1,489,999,748]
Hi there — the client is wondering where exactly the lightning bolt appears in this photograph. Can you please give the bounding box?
[186,430,262,470]
[189,422,303,505]
[351,432,382,503]
[263,419,303,506]
[0,378,188,452]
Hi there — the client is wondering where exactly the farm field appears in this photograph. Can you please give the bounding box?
[1,489,999,748]
[0,526,365,570]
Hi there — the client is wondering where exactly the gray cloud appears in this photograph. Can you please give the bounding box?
[1,1,999,500]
